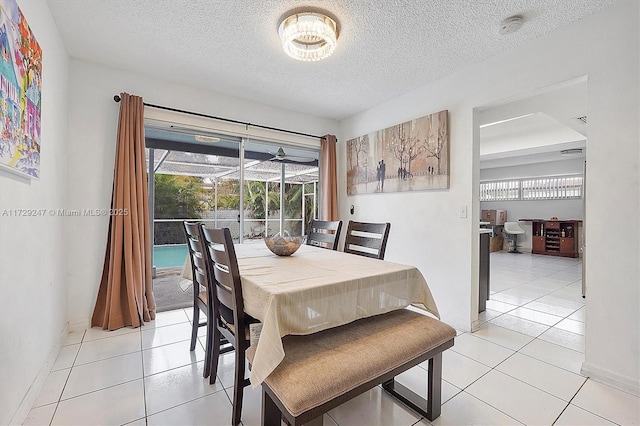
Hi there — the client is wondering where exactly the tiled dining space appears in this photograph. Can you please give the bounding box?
[24,252,639,425]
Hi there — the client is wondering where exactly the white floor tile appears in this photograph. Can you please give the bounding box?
[51,380,145,426]
[32,368,69,407]
[449,333,515,368]
[485,299,518,313]
[489,314,550,337]
[146,391,232,425]
[519,339,584,375]
[508,306,563,326]
[63,330,85,346]
[62,352,143,400]
[51,344,79,371]
[538,327,584,352]
[83,325,139,342]
[213,351,250,390]
[431,391,523,425]
[141,322,193,350]
[328,386,422,426]
[147,309,190,328]
[490,292,533,307]
[571,379,640,425]
[123,419,148,426]
[522,300,577,317]
[536,295,584,311]
[527,278,571,291]
[567,306,586,322]
[395,365,461,404]
[74,332,141,365]
[473,323,534,351]
[555,404,616,425]
[223,380,266,426]
[466,370,567,425]
[441,350,491,389]
[144,361,223,415]
[477,309,502,323]
[495,353,586,401]
[555,318,585,335]
[143,338,206,376]
[22,403,57,426]
[184,307,196,321]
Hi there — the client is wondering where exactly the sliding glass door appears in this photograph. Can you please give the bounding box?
[145,128,319,270]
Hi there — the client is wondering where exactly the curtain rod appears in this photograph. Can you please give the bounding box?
[113,95,326,140]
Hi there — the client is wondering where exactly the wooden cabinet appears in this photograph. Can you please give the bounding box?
[525,219,581,258]
[532,236,546,252]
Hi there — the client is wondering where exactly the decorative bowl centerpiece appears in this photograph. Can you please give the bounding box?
[264,233,305,256]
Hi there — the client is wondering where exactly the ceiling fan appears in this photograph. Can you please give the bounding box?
[269,147,315,163]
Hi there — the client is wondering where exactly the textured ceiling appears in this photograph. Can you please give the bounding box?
[46,0,617,121]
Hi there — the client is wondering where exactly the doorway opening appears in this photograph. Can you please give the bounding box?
[473,77,587,353]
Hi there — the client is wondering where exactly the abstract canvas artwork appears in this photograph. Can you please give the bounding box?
[346,110,449,195]
[0,0,41,178]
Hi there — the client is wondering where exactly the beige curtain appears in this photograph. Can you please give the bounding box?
[320,134,338,220]
[92,93,155,330]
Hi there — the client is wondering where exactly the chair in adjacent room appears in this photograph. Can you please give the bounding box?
[503,221,525,253]
[183,221,215,379]
[306,220,343,250]
[343,220,391,260]
[199,225,258,426]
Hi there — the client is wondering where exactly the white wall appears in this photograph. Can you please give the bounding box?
[481,159,584,250]
[65,60,339,329]
[338,0,639,391]
[0,1,69,423]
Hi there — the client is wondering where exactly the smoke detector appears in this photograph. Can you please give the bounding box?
[499,15,524,35]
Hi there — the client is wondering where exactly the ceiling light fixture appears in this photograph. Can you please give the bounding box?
[278,12,338,61]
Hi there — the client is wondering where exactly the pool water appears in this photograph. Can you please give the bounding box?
[153,245,188,269]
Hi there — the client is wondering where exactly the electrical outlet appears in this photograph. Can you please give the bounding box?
[459,206,467,218]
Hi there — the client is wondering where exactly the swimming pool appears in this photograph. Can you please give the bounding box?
[153,245,188,269]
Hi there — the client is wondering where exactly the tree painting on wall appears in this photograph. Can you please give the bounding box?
[346,110,449,195]
[0,0,42,179]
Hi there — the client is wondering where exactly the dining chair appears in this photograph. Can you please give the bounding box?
[199,225,258,426]
[183,221,215,379]
[343,220,391,260]
[306,219,343,250]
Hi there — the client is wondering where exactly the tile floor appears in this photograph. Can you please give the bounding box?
[24,252,640,425]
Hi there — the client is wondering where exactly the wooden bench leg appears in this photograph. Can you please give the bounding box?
[262,388,282,426]
[427,352,443,420]
[382,353,443,421]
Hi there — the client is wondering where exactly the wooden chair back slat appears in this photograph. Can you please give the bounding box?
[343,221,391,260]
[307,220,342,250]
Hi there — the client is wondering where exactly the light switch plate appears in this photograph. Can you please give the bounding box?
[459,206,467,218]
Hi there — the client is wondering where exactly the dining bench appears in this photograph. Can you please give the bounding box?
[251,308,456,426]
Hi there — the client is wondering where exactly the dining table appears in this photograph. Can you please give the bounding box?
[227,242,441,387]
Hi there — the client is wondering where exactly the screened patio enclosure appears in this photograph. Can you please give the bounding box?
[146,129,320,270]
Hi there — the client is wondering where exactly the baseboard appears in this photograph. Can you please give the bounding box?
[10,324,69,425]
[581,362,640,397]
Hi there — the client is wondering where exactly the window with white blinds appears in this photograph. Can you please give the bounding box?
[480,174,583,201]
[479,180,520,201]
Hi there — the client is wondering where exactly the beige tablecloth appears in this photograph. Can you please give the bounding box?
[231,243,440,387]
